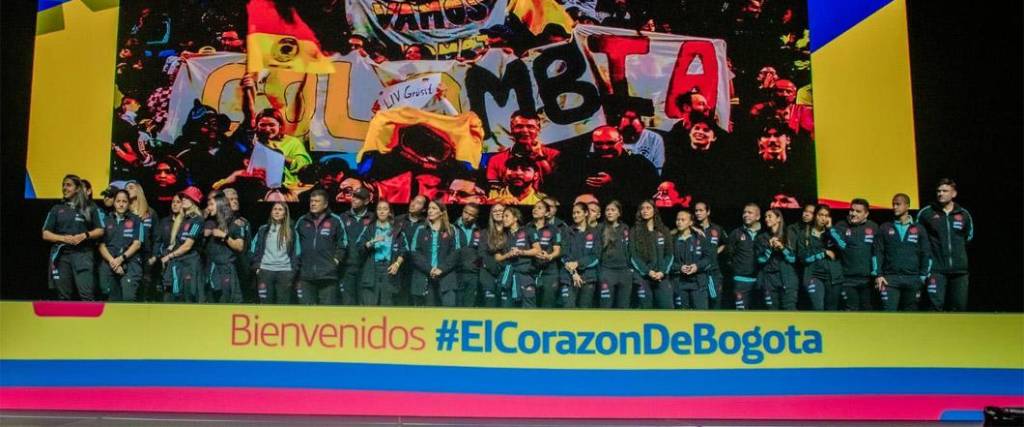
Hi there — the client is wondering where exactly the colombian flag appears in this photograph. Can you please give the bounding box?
[508,0,574,35]
[360,107,484,169]
[246,0,334,74]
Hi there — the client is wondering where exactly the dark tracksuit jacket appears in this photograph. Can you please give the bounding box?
[99,212,144,296]
[203,218,246,297]
[408,223,460,297]
[498,227,537,301]
[598,223,631,270]
[561,226,602,284]
[294,211,347,282]
[478,230,504,298]
[453,219,482,280]
[877,220,932,283]
[916,203,973,274]
[701,222,727,299]
[354,222,407,295]
[830,220,881,282]
[629,229,673,280]
[669,232,713,289]
[727,225,763,285]
[249,224,300,271]
[527,221,563,280]
[796,227,844,282]
[754,232,797,286]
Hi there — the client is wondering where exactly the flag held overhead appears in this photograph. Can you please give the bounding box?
[246,0,334,74]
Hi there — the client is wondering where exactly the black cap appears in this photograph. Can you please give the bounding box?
[352,187,371,200]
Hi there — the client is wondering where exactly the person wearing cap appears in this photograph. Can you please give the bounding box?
[294,189,348,305]
[159,187,206,302]
[340,186,375,305]
[203,191,247,303]
[42,175,106,301]
[98,189,144,301]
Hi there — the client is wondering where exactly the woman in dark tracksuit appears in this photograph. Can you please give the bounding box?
[670,210,712,309]
[630,200,673,309]
[42,174,106,301]
[561,202,602,308]
[756,209,799,310]
[152,194,181,302]
[494,207,541,308]
[526,201,562,308]
[408,199,460,306]
[126,181,159,301]
[479,204,507,307]
[203,192,245,303]
[355,201,406,306]
[98,190,144,301]
[796,204,844,311]
[159,187,206,302]
[598,201,632,309]
[250,202,298,304]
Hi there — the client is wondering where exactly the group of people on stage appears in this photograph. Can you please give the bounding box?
[43,173,973,312]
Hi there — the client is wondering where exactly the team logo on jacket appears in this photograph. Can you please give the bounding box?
[845,229,852,237]
[124,220,134,228]
[952,214,964,229]
[864,228,874,243]
[888,228,896,236]
[542,230,551,238]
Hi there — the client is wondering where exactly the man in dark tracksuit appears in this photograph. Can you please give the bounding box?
[830,198,881,311]
[877,193,932,311]
[339,188,374,305]
[453,204,482,307]
[916,179,974,311]
[294,190,347,305]
[695,202,726,309]
[223,189,253,302]
[727,203,763,310]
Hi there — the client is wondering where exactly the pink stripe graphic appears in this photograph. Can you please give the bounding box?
[32,302,105,318]
[2,387,1022,420]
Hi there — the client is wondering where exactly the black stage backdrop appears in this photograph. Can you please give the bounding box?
[3,1,1022,311]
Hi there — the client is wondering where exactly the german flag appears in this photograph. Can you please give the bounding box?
[246,0,334,74]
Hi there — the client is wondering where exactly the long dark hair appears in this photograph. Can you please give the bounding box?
[602,200,624,251]
[766,208,787,245]
[487,203,507,254]
[498,207,522,252]
[210,193,233,232]
[269,202,292,250]
[63,174,94,223]
[631,199,670,263]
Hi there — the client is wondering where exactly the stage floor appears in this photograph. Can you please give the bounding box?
[0,411,981,426]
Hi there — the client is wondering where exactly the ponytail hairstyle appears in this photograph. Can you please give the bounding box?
[602,200,624,251]
[62,174,94,225]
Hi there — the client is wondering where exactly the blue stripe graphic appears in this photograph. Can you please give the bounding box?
[0,360,1020,397]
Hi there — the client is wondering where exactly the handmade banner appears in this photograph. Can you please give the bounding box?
[347,0,509,58]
